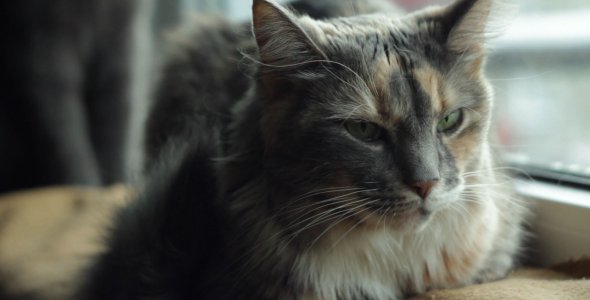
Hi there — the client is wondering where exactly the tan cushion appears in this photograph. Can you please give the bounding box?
[412,258,590,300]
[0,186,132,299]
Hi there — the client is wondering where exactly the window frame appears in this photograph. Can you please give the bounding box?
[516,179,590,266]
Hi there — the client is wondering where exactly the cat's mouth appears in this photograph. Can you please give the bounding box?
[341,190,435,230]
[351,199,433,231]
[361,195,425,216]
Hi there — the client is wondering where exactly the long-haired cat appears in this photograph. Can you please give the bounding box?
[80,0,527,299]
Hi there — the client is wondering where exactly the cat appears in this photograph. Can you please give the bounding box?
[80,0,528,299]
[0,0,142,194]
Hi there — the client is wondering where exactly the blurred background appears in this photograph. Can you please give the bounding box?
[487,1,590,187]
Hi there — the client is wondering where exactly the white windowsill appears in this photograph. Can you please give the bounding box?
[493,10,590,51]
[515,179,590,266]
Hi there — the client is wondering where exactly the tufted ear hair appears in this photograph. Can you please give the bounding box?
[434,0,499,54]
[252,0,326,73]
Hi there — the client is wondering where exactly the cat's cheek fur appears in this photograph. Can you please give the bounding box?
[258,92,298,152]
[446,127,484,172]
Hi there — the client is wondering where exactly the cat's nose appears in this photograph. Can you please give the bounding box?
[408,180,438,199]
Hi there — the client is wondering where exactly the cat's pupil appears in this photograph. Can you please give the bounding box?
[360,122,368,132]
[437,109,462,133]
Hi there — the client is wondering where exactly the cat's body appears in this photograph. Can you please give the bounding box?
[81,0,527,299]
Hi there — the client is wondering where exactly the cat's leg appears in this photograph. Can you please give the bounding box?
[0,103,43,192]
[474,201,527,283]
[84,1,136,184]
[84,58,131,185]
[0,2,103,191]
[26,38,102,186]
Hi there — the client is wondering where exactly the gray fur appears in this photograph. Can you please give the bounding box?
[83,1,527,299]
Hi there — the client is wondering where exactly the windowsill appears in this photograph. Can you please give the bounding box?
[493,10,590,51]
[515,179,590,266]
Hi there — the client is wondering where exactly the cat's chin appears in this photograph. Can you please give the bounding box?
[393,209,435,233]
[360,206,435,233]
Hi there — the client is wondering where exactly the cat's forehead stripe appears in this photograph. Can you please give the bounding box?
[367,53,451,129]
[366,55,414,127]
[368,56,440,128]
[412,66,446,113]
[318,18,452,125]
[370,53,399,123]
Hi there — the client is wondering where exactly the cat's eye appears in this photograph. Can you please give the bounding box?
[437,109,463,133]
[344,121,382,142]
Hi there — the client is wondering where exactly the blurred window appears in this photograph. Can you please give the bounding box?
[486,1,590,186]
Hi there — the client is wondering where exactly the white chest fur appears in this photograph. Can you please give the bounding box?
[293,201,499,300]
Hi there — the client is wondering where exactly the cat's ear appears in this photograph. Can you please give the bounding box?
[252,0,325,70]
[434,0,498,54]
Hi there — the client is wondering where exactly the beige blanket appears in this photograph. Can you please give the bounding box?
[0,186,131,299]
[412,258,590,300]
[0,187,588,299]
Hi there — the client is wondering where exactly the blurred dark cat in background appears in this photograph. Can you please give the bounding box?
[0,0,148,193]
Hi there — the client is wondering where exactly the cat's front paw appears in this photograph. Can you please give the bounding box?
[473,251,517,284]
[473,267,511,284]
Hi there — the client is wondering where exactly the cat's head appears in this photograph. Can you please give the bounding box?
[250,0,497,232]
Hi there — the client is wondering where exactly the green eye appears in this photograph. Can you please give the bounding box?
[344,121,382,142]
[437,109,463,133]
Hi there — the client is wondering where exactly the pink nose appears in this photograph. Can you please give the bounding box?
[409,180,437,199]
